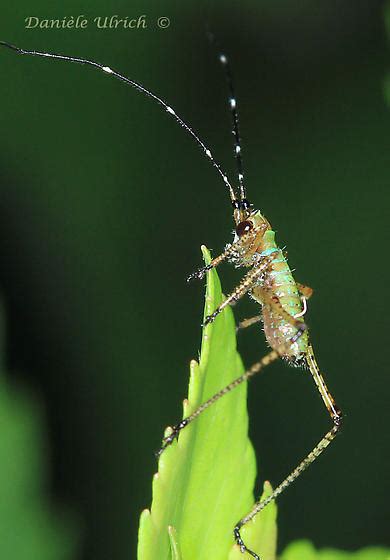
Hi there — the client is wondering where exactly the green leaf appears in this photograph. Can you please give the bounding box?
[137,246,277,560]
[0,304,79,559]
[281,540,390,560]
[168,525,183,560]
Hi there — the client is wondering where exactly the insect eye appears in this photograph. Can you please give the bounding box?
[235,220,253,237]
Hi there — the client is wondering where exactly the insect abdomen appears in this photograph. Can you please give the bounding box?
[252,234,308,363]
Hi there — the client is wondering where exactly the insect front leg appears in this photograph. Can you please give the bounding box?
[187,248,231,281]
[187,224,267,281]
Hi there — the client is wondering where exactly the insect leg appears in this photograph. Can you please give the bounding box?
[237,281,310,333]
[187,248,232,281]
[236,315,262,332]
[187,223,268,281]
[157,349,278,458]
[259,288,308,330]
[156,327,305,458]
[202,255,275,327]
[234,343,342,559]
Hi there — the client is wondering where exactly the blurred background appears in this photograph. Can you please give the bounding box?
[0,1,389,559]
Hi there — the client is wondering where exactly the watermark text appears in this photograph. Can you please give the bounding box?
[24,15,170,30]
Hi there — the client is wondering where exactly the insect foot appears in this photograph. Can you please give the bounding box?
[234,525,260,559]
[202,309,220,327]
[187,264,212,282]
[155,419,188,458]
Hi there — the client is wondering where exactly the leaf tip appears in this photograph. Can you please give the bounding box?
[140,508,151,518]
[201,245,211,263]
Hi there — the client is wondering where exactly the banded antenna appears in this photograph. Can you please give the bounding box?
[0,40,238,204]
[218,51,247,202]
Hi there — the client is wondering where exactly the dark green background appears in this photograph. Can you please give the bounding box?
[0,1,389,559]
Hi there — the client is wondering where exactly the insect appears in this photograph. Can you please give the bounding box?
[1,40,343,560]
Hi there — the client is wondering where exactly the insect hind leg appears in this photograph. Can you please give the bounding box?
[233,343,342,557]
[236,298,307,334]
[234,526,260,560]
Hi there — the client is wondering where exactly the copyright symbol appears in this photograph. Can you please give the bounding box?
[157,16,170,29]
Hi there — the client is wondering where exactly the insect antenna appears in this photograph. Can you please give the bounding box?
[0,40,238,204]
[217,49,247,202]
